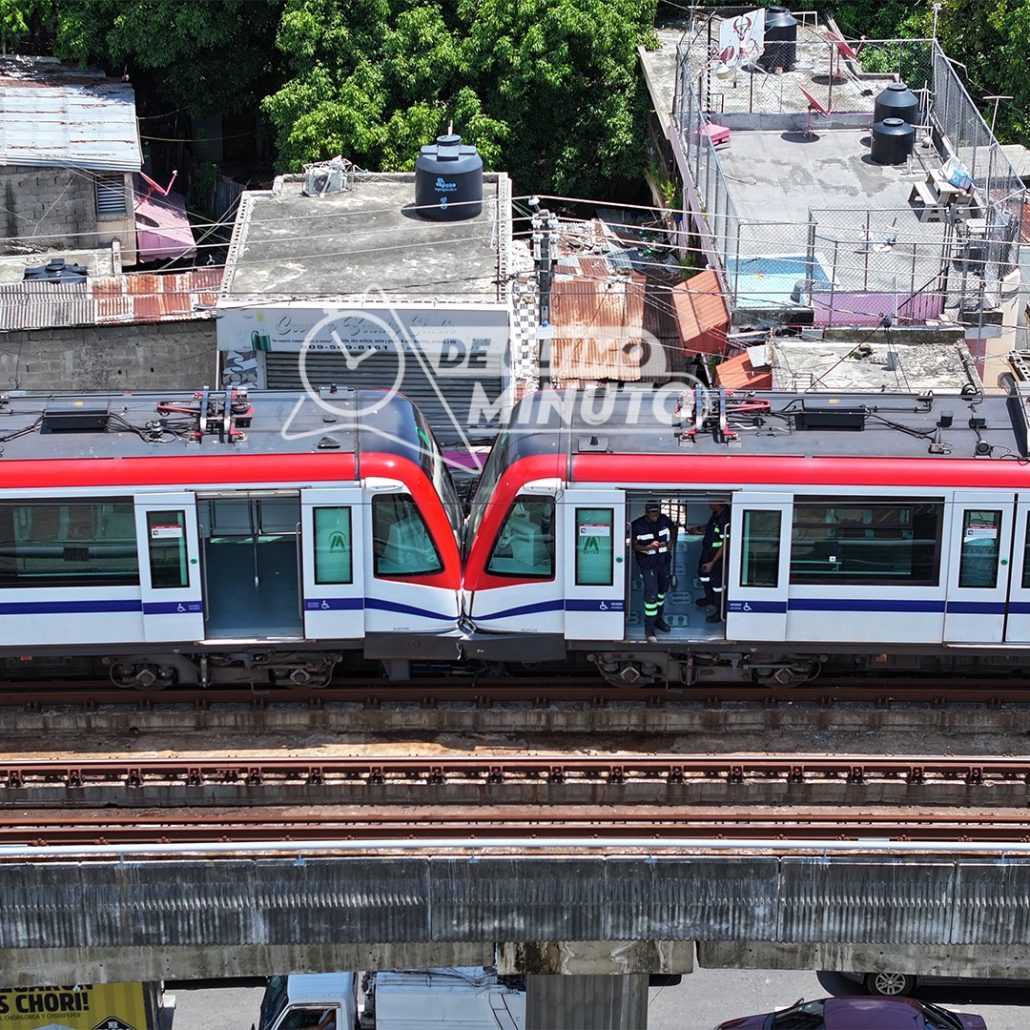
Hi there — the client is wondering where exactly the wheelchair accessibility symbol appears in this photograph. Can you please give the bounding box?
[321,600,330,610]
[743,602,752,612]
[599,601,608,611]
[176,603,186,613]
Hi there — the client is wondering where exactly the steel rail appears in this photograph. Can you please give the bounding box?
[2,805,1030,845]
[0,754,1028,789]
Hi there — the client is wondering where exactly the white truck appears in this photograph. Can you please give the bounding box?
[256,968,526,1030]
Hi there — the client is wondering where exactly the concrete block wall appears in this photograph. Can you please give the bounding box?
[0,165,134,254]
[0,319,217,391]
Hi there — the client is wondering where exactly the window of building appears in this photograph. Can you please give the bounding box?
[789,499,943,586]
[486,496,555,579]
[741,509,781,588]
[372,494,442,576]
[313,507,352,585]
[146,510,190,589]
[95,174,127,217]
[0,499,139,587]
[575,507,613,585]
[957,509,1002,588]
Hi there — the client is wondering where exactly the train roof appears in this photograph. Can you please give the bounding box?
[0,388,432,464]
[497,388,1030,465]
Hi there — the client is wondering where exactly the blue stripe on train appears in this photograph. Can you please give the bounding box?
[0,599,142,615]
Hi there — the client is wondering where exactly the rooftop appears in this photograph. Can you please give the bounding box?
[0,56,141,172]
[221,172,510,304]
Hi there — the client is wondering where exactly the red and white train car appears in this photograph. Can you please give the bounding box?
[0,388,461,685]
[463,388,1030,685]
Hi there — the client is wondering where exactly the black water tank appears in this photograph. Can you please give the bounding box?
[415,134,483,221]
[758,6,798,72]
[874,82,919,125]
[871,117,915,164]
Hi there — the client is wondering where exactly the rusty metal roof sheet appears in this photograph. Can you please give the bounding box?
[551,272,647,386]
[0,56,141,172]
[672,269,729,356]
[0,268,221,332]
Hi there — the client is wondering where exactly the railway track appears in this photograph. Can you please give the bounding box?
[1,753,1027,789]
[3,805,1030,846]
[1,675,1030,707]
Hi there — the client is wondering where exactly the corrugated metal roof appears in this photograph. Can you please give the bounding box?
[551,272,647,387]
[0,267,221,332]
[715,349,772,390]
[672,269,729,356]
[0,56,141,171]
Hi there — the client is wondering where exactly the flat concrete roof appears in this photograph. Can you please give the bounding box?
[0,247,115,282]
[769,339,978,392]
[720,128,948,296]
[638,27,686,130]
[222,172,509,304]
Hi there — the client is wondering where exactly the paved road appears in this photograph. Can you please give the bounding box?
[168,965,1029,1029]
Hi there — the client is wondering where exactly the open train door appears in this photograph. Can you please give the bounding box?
[300,487,365,640]
[134,492,205,642]
[562,489,626,640]
[944,493,1014,644]
[725,493,792,642]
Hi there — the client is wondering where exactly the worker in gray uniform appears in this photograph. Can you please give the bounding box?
[690,501,730,623]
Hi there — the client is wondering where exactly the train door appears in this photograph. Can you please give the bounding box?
[1004,497,1030,642]
[563,490,625,640]
[134,493,205,643]
[943,493,1014,643]
[300,487,365,640]
[198,493,303,640]
[725,494,791,642]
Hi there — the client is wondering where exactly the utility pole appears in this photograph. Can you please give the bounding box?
[529,197,559,385]
[931,3,942,41]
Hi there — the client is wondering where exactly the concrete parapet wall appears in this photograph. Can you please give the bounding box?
[0,319,216,391]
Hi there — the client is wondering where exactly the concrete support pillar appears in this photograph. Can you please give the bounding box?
[525,974,649,1030]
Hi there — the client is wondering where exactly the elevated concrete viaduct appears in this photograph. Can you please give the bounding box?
[4,843,1030,1028]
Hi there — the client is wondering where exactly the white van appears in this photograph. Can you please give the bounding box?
[365,968,525,1030]
[256,968,524,1030]
[256,973,359,1030]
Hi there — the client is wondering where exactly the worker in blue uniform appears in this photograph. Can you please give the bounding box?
[631,500,677,643]
[689,501,730,623]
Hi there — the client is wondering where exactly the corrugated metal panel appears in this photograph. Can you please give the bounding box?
[526,975,647,1029]
[0,281,93,330]
[672,269,729,356]
[551,272,646,387]
[265,352,503,445]
[0,57,141,171]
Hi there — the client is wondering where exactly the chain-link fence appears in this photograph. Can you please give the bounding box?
[672,15,1024,327]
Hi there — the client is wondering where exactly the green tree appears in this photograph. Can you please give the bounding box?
[54,0,283,115]
[262,0,655,195]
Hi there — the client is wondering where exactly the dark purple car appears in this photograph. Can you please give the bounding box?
[714,995,988,1030]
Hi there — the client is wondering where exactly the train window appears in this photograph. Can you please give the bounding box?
[146,511,190,589]
[313,507,352,584]
[0,499,139,587]
[486,497,555,579]
[790,499,943,586]
[575,508,613,586]
[741,510,781,588]
[372,494,443,577]
[958,510,1002,588]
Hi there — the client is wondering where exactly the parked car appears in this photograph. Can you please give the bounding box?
[843,969,1030,997]
[713,995,987,1029]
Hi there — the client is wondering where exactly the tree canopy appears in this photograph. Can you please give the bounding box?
[5,0,1030,195]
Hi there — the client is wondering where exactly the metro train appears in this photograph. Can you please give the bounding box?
[0,388,461,687]
[462,386,1030,685]
[7,384,1030,688]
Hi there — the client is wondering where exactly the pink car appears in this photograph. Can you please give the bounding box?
[714,995,987,1030]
